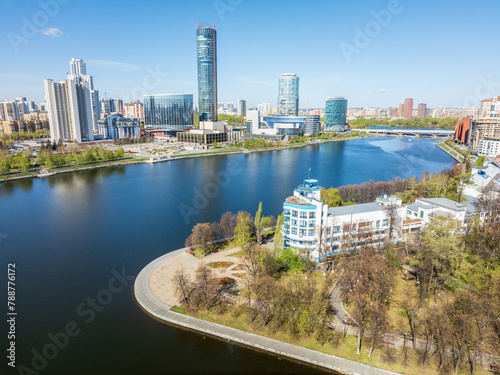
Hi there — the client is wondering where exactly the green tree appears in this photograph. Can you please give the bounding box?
[321,188,343,207]
[234,211,252,247]
[274,213,284,252]
[115,147,124,159]
[254,202,264,244]
[476,156,485,167]
[0,154,12,174]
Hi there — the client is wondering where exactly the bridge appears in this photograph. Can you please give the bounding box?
[352,128,454,138]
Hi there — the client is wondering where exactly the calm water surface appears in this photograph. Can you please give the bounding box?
[0,137,456,374]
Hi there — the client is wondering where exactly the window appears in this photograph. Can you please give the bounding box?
[309,221,315,228]
[382,219,388,226]
[291,219,297,226]
[420,211,424,218]
[407,210,412,215]
[299,229,307,237]
[284,209,291,216]
[300,211,307,219]
[327,227,332,235]
[300,220,307,228]
[376,220,381,228]
[291,227,297,235]
[292,210,298,218]
[308,229,315,236]
[309,212,315,219]
[334,226,340,233]
[333,236,339,242]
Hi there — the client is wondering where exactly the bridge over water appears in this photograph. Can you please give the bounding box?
[352,128,454,138]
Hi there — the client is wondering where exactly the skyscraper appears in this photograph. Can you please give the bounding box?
[403,98,413,119]
[68,58,100,130]
[237,99,247,117]
[44,77,94,143]
[325,97,348,132]
[196,23,218,122]
[227,102,234,113]
[278,73,299,116]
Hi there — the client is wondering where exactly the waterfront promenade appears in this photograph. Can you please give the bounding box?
[135,247,401,375]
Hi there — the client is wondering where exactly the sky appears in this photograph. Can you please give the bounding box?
[0,0,499,109]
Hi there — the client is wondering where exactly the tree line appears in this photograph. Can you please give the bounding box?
[350,117,458,129]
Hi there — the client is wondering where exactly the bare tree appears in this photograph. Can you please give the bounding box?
[219,212,237,242]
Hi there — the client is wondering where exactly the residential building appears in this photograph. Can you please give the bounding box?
[471,117,500,150]
[237,99,247,117]
[217,102,224,114]
[100,98,116,117]
[464,162,500,198]
[115,99,123,115]
[68,58,99,130]
[258,103,271,115]
[123,101,144,121]
[417,103,427,118]
[227,102,234,113]
[278,73,299,116]
[196,23,218,121]
[44,77,94,143]
[325,97,348,132]
[403,98,413,119]
[0,101,20,121]
[405,198,475,229]
[143,94,194,131]
[478,137,500,157]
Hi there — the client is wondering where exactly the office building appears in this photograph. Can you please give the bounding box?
[196,23,218,121]
[304,115,321,135]
[247,114,306,138]
[237,99,247,117]
[97,114,140,139]
[278,73,299,116]
[325,97,348,132]
[44,77,94,142]
[403,98,413,119]
[143,94,194,131]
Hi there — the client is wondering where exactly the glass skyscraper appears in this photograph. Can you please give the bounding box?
[278,73,299,116]
[196,23,218,122]
[143,94,194,130]
[325,97,348,132]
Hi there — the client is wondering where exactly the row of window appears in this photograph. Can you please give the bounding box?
[284,209,316,219]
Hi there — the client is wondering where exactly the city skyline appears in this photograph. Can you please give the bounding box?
[1,0,500,109]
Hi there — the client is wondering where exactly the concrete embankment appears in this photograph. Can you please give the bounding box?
[134,249,401,375]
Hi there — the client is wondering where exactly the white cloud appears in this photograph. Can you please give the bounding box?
[86,59,142,72]
[375,88,387,93]
[40,27,63,37]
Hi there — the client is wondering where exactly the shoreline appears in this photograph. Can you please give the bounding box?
[0,135,365,183]
[134,248,400,375]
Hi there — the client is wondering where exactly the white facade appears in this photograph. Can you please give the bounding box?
[464,162,500,198]
[44,78,94,143]
[405,198,473,228]
[478,137,500,157]
[237,99,247,117]
[68,58,99,130]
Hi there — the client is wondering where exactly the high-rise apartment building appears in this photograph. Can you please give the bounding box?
[68,58,100,130]
[403,98,414,119]
[44,77,94,143]
[196,23,218,122]
[325,97,348,132]
[123,101,144,121]
[417,103,427,118]
[278,73,299,116]
[237,100,247,117]
[227,102,234,113]
[0,101,20,121]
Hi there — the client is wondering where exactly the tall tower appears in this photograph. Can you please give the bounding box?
[278,73,299,116]
[68,58,100,130]
[196,23,218,122]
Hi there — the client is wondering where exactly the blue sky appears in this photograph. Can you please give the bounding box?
[1,0,499,109]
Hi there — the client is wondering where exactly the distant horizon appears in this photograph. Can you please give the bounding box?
[1,0,499,109]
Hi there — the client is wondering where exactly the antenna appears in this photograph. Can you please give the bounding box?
[308,167,311,179]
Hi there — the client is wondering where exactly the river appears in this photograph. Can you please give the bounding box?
[0,137,456,374]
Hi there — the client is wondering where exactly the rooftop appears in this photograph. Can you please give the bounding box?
[285,196,315,206]
[416,198,467,212]
[328,202,386,217]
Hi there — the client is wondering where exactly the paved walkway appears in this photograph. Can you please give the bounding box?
[135,248,401,375]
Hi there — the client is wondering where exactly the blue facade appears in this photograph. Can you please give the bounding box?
[261,116,306,136]
[278,74,299,116]
[197,23,218,122]
[143,94,194,130]
[325,97,348,132]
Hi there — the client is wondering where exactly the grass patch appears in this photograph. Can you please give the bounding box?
[170,305,187,314]
[228,250,244,258]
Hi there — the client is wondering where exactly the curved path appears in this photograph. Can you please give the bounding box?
[135,248,401,375]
